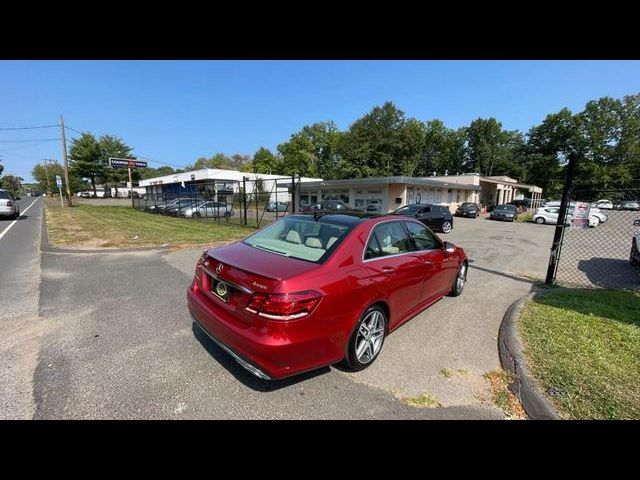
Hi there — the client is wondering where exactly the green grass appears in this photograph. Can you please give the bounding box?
[46,201,252,248]
[519,289,640,419]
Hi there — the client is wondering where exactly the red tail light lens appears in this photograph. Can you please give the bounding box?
[246,291,321,321]
[6,201,12,207]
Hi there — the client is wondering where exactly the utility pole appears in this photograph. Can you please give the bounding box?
[59,114,72,207]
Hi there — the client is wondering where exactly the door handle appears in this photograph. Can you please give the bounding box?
[382,267,395,275]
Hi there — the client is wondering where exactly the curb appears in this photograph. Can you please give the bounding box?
[498,290,561,420]
[40,204,170,254]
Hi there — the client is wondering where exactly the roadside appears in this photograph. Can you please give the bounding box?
[519,288,640,419]
[44,198,252,249]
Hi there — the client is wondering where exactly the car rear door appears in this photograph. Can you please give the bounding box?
[363,221,424,329]
[403,221,451,300]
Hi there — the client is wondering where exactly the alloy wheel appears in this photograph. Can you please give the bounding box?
[354,310,385,364]
[442,221,452,233]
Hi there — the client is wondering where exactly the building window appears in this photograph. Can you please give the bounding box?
[456,190,462,203]
[366,189,383,212]
[448,189,453,203]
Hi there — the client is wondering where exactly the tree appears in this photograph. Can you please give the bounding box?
[68,132,102,196]
[0,162,4,177]
[251,147,279,174]
[32,161,88,195]
[0,175,23,195]
[337,102,425,178]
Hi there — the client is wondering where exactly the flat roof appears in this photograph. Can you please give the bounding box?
[299,176,481,190]
[139,168,322,187]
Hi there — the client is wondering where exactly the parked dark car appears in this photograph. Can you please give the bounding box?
[265,201,289,212]
[455,202,480,218]
[391,204,454,233]
[489,204,518,222]
[622,201,640,211]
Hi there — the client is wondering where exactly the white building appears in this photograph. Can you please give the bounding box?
[138,168,322,203]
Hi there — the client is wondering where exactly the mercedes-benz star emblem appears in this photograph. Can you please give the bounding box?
[216,263,224,274]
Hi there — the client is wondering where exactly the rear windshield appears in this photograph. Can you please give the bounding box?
[495,204,516,211]
[243,217,354,263]
[393,205,422,215]
[0,191,9,199]
[461,202,475,207]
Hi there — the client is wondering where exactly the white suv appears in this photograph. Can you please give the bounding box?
[0,189,20,220]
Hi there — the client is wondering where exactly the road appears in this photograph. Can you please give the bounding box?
[0,197,51,419]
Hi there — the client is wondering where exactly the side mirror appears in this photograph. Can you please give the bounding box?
[15,196,21,200]
[444,241,456,254]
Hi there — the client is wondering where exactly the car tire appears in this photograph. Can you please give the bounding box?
[535,217,545,224]
[441,221,452,233]
[449,261,467,297]
[13,210,19,220]
[192,212,201,219]
[343,305,387,372]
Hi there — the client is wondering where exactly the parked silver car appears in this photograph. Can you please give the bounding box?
[181,201,233,219]
[0,189,20,220]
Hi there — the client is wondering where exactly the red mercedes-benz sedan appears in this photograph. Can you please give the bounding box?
[187,212,468,380]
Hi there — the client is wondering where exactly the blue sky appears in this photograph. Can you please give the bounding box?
[1,60,639,182]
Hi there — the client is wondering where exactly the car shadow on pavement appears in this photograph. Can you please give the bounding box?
[467,260,542,285]
[191,322,330,391]
[576,257,640,290]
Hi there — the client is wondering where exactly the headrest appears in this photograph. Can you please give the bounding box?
[305,237,323,249]
[285,230,302,244]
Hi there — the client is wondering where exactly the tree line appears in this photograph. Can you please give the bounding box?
[27,92,640,199]
[248,94,640,198]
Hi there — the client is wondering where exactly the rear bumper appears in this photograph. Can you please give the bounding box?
[0,206,16,216]
[187,285,340,380]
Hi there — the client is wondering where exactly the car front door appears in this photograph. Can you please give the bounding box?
[403,221,451,300]
[363,221,425,329]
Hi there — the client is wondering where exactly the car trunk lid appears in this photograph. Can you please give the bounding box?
[200,242,319,319]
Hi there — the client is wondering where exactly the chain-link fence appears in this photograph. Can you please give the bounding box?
[132,176,300,229]
[550,184,640,290]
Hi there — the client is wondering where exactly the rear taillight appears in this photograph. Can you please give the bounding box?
[6,201,12,207]
[192,250,207,289]
[246,291,321,321]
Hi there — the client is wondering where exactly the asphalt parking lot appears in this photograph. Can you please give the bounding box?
[4,206,566,419]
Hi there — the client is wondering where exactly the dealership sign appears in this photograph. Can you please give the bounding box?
[109,158,148,169]
[571,202,591,228]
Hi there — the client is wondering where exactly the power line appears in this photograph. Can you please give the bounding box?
[64,125,83,135]
[0,124,58,131]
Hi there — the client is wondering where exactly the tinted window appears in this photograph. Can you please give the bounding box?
[404,222,441,250]
[370,222,410,257]
[244,217,353,263]
[364,235,382,260]
[0,191,10,200]
[394,205,422,215]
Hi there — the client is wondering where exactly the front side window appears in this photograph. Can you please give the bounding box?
[244,217,353,263]
[404,222,441,251]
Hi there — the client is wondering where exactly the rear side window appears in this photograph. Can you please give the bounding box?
[366,222,411,258]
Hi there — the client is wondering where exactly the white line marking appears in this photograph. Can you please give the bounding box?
[0,198,40,242]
